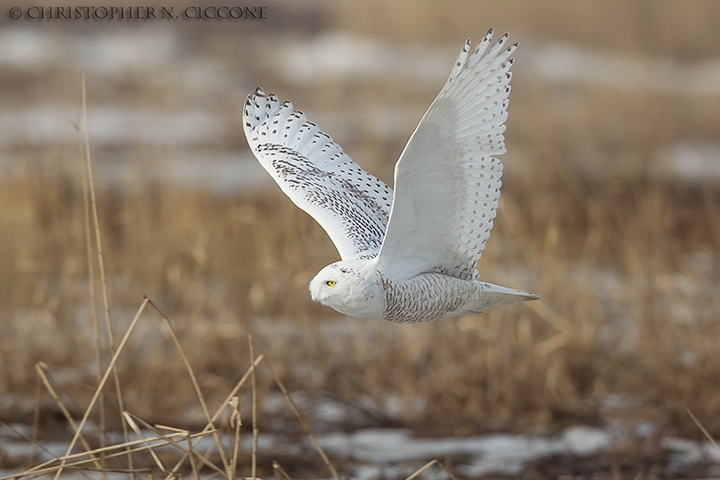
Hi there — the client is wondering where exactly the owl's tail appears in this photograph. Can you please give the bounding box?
[473,281,540,312]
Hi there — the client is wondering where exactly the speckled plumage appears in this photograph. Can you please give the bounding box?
[243,30,540,323]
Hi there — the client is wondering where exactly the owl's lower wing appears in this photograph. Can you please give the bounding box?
[244,88,394,260]
[375,30,515,281]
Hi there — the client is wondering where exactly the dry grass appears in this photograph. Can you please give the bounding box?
[1,0,720,477]
[2,120,719,437]
[1,309,459,479]
[3,143,719,477]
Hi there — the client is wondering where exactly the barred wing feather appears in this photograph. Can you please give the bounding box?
[243,88,394,260]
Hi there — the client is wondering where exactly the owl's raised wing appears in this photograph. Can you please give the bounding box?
[244,88,393,260]
[375,30,515,281]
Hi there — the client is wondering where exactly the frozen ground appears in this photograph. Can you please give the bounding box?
[2,420,720,479]
[2,26,720,191]
[2,21,720,479]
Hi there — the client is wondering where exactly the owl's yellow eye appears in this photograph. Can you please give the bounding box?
[326,280,337,287]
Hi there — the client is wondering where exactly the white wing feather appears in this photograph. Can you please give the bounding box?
[375,30,516,281]
[244,88,394,260]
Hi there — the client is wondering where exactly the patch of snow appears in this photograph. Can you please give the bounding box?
[3,425,719,478]
[530,44,720,96]
[0,107,221,147]
[0,149,268,194]
[277,32,452,86]
[561,425,613,455]
[132,152,270,194]
[276,31,720,97]
[663,437,720,465]
[655,143,720,184]
[318,426,613,475]
[0,27,176,73]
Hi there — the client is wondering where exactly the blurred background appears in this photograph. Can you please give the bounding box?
[2,0,720,477]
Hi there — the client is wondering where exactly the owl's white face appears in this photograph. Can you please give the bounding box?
[309,260,384,320]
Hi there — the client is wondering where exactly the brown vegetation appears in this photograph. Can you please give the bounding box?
[1,0,719,477]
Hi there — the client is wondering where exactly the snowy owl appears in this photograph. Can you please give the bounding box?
[243,30,539,323]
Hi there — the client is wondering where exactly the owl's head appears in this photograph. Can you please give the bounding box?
[308,260,382,319]
[309,261,360,304]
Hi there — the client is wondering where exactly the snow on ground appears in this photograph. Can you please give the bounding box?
[317,426,612,473]
[0,107,220,147]
[277,30,720,96]
[2,27,720,191]
[2,422,718,478]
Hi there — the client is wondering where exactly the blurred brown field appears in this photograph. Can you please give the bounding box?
[1,0,720,476]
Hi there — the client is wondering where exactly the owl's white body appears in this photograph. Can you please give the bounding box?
[244,30,539,323]
[309,259,536,323]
